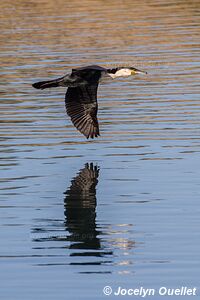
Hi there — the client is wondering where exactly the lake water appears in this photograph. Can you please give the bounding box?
[0,0,200,299]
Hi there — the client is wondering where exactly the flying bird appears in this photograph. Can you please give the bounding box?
[32,65,147,139]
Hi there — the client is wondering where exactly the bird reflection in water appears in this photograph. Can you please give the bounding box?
[64,163,101,252]
[32,163,137,272]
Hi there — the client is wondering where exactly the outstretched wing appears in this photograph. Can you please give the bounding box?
[65,84,100,139]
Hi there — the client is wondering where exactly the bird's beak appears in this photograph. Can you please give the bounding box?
[131,68,147,75]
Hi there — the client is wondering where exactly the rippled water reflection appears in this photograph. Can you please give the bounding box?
[1,0,200,299]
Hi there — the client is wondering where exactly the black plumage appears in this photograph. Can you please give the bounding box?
[33,65,106,138]
[65,84,99,139]
[32,64,147,139]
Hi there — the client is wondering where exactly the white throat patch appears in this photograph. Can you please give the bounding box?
[108,68,132,79]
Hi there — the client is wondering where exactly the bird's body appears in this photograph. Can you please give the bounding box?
[32,65,147,139]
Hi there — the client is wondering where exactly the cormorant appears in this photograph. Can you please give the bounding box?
[32,65,147,139]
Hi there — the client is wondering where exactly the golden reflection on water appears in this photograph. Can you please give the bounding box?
[1,0,200,148]
[0,0,200,159]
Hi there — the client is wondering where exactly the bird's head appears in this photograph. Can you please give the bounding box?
[107,67,147,78]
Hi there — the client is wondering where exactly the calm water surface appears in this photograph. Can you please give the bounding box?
[0,0,200,299]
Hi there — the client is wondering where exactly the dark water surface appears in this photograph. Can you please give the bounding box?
[1,0,200,299]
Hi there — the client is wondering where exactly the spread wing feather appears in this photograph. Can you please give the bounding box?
[65,84,100,139]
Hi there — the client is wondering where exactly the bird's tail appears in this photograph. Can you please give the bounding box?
[32,76,65,90]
